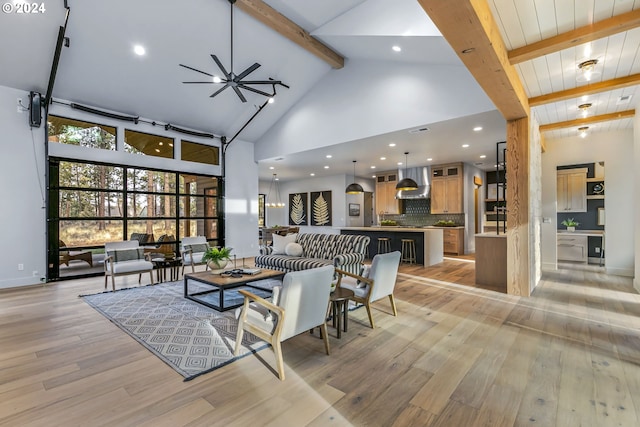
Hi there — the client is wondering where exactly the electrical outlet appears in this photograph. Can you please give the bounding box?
[595,247,600,253]
[17,97,22,113]
[18,264,24,271]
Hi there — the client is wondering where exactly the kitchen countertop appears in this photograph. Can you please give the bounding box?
[557,230,604,237]
[337,226,459,232]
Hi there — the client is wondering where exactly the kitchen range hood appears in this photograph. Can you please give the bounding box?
[397,166,430,199]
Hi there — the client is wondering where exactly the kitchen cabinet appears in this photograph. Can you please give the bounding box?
[557,234,588,262]
[442,227,464,255]
[375,172,400,215]
[431,163,463,214]
[557,168,587,213]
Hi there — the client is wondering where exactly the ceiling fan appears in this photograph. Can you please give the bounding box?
[179,0,289,103]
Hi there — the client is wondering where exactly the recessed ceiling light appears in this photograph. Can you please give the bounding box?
[269,166,274,170]
[473,126,483,132]
[372,175,376,178]
[371,166,376,169]
[275,177,279,181]
[427,158,433,161]
[324,165,329,169]
[159,142,163,146]
[392,46,401,52]
[389,143,396,147]
[380,157,386,160]
[212,75,222,83]
[397,162,403,166]
[326,155,332,158]
[133,45,146,56]
[154,148,160,153]
[462,144,470,148]
[480,155,486,159]
[310,173,315,176]
[168,142,173,147]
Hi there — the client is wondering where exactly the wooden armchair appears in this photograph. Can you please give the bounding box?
[104,241,154,291]
[234,265,335,380]
[335,251,401,328]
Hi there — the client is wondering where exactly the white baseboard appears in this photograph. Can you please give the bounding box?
[605,267,634,277]
[0,276,45,289]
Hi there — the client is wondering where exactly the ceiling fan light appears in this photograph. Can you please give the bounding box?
[212,76,222,83]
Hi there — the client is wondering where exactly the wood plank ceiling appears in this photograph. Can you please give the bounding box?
[488,0,640,139]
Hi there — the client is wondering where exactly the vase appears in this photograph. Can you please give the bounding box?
[207,259,229,274]
[567,226,575,232]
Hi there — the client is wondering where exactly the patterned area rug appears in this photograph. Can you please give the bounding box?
[81,280,278,381]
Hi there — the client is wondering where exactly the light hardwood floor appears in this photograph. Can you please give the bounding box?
[1,259,640,426]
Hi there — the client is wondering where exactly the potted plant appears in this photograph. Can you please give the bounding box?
[202,246,232,273]
[561,218,579,232]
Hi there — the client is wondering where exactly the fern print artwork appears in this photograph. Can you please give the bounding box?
[289,193,307,225]
[310,191,332,226]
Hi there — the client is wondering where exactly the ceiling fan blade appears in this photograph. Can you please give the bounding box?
[240,80,277,85]
[210,55,231,78]
[239,84,272,97]
[182,81,216,84]
[210,84,230,98]
[179,63,213,77]
[234,63,261,81]
[233,86,248,103]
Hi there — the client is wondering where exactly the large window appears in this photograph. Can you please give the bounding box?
[48,115,116,150]
[124,129,174,159]
[181,139,219,165]
[49,159,222,279]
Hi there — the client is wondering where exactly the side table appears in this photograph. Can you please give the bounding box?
[329,287,354,338]
[152,257,182,282]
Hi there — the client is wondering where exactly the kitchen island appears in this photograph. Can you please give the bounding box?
[337,226,444,266]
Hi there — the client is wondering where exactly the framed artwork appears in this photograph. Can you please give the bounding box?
[310,191,332,226]
[289,193,308,225]
[349,203,360,216]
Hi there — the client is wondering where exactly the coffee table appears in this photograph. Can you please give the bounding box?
[184,268,285,312]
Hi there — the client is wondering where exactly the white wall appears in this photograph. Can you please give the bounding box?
[634,107,640,291]
[0,85,47,288]
[255,59,496,161]
[259,173,375,233]
[224,140,260,260]
[541,129,635,276]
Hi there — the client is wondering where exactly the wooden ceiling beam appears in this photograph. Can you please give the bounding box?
[529,73,640,106]
[417,0,529,120]
[539,109,635,132]
[236,0,344,69]
[509,9,640,64]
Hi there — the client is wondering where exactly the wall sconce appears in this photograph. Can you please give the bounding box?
[266,173,285,207]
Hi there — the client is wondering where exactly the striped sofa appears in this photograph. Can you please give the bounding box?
[255,233,370,275]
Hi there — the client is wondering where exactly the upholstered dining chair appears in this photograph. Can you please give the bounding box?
[335,251,401,329]
[234,265,335,380]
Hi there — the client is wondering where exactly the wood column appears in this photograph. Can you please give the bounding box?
[506,117,530,296]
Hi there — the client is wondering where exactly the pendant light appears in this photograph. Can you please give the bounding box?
[345,160,364,194]
[266,173,285,207]
[396,152,418,190]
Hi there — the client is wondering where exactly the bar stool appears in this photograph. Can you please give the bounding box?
[377,237,391,254]
[400,239,416,264]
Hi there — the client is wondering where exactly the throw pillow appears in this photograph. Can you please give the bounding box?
[356,264,371,288]
[272,233,298,255]
[285,242,304,257]
[108,248,144,262]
